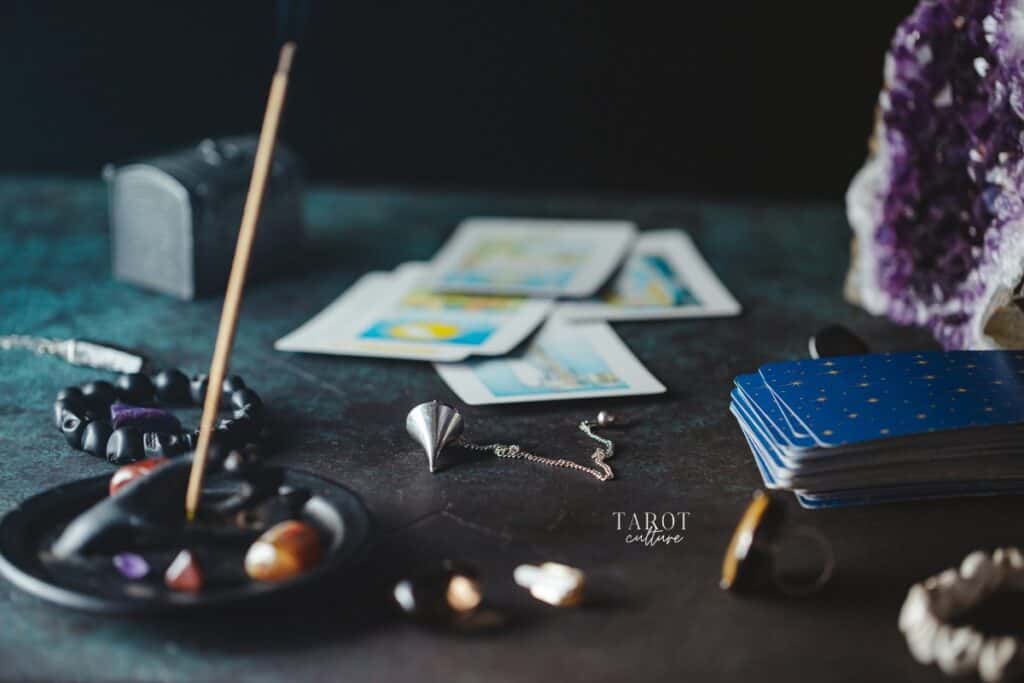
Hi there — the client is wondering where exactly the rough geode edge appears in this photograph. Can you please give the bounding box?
[847,137,1024,350]
[845,0,1024,350]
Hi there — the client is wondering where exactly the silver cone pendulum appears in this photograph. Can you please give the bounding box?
[405,400,464,473]
[406,401,622,480]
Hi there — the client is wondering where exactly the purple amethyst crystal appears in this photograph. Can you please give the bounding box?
[113,552,150,580]
[847,0,1024,349]
[110,403,181,434]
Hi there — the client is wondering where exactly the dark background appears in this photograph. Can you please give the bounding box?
[2,1,918,199]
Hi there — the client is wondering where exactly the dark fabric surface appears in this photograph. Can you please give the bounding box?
[0,179,993,682]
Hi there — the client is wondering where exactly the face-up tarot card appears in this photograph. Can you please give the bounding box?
[275,263,553,362]
[434,319,666,405]
[555,230,740,321]
[427,217,636,298]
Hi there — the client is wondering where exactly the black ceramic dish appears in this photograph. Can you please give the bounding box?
[0,468,372,614]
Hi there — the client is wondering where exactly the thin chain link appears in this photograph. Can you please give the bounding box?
[456,420,615,482]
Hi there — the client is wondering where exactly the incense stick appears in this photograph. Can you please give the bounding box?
[185,42,297,521]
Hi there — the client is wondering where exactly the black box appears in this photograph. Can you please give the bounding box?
[106,136,304,300]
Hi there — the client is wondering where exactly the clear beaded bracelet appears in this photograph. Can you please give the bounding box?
[900,548,1024,682]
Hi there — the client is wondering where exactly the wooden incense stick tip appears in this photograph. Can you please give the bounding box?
[277,42,297,75]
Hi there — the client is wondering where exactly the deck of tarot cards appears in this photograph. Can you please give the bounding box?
[730,351,1024,509]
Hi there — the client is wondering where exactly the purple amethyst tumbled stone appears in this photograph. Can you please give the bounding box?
[113,552,150,580]
[847,0,1024,349]
[110,403,181,434]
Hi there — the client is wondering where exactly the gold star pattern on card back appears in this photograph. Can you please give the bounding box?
[753,351,1024,447]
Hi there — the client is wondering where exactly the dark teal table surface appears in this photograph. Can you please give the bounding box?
[0,178,1004,683]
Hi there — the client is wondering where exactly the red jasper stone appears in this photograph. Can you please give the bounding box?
[109,457,168,495]
[164,549,203,593]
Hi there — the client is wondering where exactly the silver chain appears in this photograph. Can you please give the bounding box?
[0,335,65,356]
[0,335,147,373]
[456,420,615,482]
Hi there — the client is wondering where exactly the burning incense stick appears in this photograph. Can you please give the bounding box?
[185,42,297,521]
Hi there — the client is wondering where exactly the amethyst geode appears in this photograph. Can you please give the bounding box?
[847,0,1024,349]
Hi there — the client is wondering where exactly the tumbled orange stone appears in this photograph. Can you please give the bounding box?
[244,520,322,582]
[164,549,203,593]
[109,457,168,495]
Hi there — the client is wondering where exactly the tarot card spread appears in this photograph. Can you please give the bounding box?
[555,230,741,321]
[730,351,1024,508]
[435,319,666,405]
[275,263,553,361]
[427,218,637,298]
[276,220,742,404]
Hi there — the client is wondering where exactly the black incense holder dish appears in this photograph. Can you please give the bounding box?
[0,467,372,615]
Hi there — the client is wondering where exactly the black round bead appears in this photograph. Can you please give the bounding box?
[230,390,263,433]
[217,415,260,445]
[180,430,199,451]
[207,429,233,469]
[106,427,145,464]
[189,374,210,404]
[143,431,187,459]
[81,420,113,457]
[222,375,246,395]
[230,388,263,413]
[153,369,190,404]
[59,410,89,449]
[115,373,155,404]
[56,386,84,402]
[81,381,117,410]
[233,405,264,433]
[216,419,242,448]
[54,396,85,430]
[179,428,252,461]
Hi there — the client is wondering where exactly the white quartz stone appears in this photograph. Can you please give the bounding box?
[980,637,1019,683]
[935,625,984,675]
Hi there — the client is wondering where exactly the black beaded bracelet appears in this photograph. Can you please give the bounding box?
[53,369,265,466]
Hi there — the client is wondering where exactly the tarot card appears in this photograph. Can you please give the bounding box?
[759,351,1024,447]
[434,319,666,405]
[734,374,817,451]
[275,264,553,362]
[555,230,740,321]
[795,480,1024,509]
[427,217,637,297]
[273,271,468,358]
[348,263,554,357]
[274,270,390,348]
[735,418,781,490]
